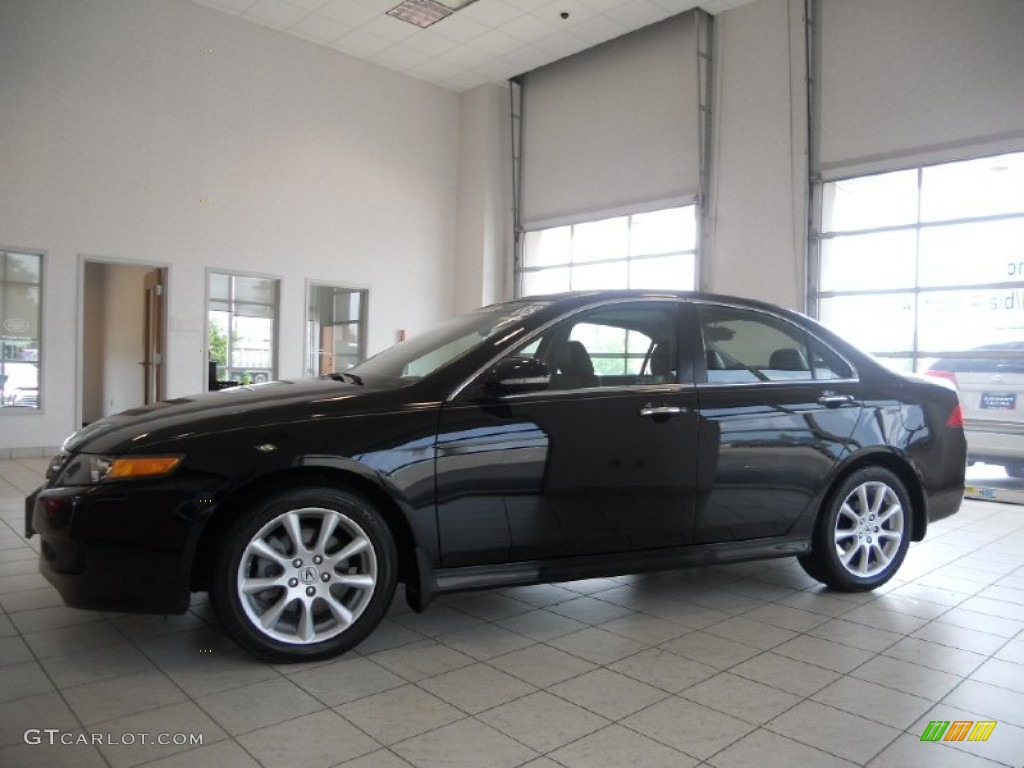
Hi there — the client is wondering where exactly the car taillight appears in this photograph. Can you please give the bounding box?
[926,370,957,386]
[946,404,964,428]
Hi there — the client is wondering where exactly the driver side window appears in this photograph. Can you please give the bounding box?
[511,302,679,392]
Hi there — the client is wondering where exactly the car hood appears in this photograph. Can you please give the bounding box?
[63,377,410,455]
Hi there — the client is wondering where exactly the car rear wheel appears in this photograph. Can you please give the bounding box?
[798,467,911,592]
[211,486,397,662]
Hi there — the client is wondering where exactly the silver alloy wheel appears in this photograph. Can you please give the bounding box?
[833,480,905,578]
[236,506,378,645]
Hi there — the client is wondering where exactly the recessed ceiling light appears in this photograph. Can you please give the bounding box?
[387,0,479,28]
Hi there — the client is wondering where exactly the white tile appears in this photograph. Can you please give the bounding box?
[851,656,962,701]
[336,684,463,744]
[547,627,646,665]
[659,630,760,669]
[490,644,596,687]
[604,0,673,28]
[549,668,667,719]
[478,691,608,753]
[609,648,717,693]
[623,696,755,760]
[237,709,377,768]
[766,700,899,765]
[198,678,323,736]
[811,676,933,730]
[682,672,800,725]
[418,663,536,714]
[708,728,857,768]
[243,0,310,28]
[87,701,228,768]
[64,670,186,726]
[287,655,405,706]
[730,653,840,698]
[393,718,537,768]
[367,640,475,681]
[549,723,696,768]
[289,14,353,42]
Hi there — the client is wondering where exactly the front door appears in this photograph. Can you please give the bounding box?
[435,300,699,567]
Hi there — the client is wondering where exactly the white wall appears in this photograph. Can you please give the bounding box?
[0,0,459,451]
[706,0,808,310]
[454,84,512,313]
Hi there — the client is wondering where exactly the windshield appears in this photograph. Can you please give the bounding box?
[350,301,550,384]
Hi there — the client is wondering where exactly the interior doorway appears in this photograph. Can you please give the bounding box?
[81,259,167,426]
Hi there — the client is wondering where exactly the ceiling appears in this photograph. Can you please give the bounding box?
[188,0,756,92]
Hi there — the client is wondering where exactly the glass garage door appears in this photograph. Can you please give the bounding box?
[812,151,1024,488]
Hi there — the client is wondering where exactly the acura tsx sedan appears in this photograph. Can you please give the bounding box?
[26,291,966,662]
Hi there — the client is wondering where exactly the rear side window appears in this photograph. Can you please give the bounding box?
[698,306,852,383]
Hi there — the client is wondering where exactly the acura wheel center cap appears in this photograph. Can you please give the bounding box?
[299,565,319,585]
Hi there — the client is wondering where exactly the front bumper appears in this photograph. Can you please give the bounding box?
[26,479,215,615]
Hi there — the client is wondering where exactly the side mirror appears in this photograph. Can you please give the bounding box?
[485,357,550,396]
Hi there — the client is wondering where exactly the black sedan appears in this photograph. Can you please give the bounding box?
[27,291,966,662]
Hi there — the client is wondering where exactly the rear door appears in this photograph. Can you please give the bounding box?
[692,303,863,543]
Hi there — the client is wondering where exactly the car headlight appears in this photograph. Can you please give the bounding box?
[56,454,182,485]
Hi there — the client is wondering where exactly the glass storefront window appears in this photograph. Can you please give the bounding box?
[1,250,42,410]
[208,272,279,389]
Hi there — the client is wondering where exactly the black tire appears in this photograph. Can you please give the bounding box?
[210,486,398,663]
[798,467,912,592]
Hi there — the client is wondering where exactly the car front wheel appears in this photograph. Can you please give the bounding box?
[211,486,397,662]
[798,467,911,592]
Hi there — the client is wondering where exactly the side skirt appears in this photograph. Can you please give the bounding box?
[406,536,810,612]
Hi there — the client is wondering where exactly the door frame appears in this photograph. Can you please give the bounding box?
[77,254,170,429]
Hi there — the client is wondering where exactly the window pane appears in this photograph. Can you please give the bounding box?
[5,253,40,283]
[630,207,696,256]
[1,251,42,410]
[819,230,916,291]
[918,219,1024,287]
[570,260,627,290]
[523,227,571,268]
[818,294,915,354]
[572,217,628,263]
[307,284,367,377]
[921,152,1024,222]
[208,272,278,388]
[234,276,276,305]
[822,169,918,232]
[917,289,1023,353]
[700,307,812,382]
[209,273,230,301]
[629,254,696,290]
[523,267,569,296]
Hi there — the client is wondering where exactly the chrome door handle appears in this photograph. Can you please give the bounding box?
[818,392,854,407]
[639,405,683,418]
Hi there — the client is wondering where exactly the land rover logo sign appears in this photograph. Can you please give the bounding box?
[3,318,29,335]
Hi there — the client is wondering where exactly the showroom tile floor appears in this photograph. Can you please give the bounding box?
[1,457,1023,768]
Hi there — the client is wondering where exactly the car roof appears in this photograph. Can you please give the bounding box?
[509,289,803,315]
